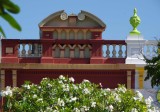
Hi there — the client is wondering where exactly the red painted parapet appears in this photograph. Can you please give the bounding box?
[1,39,127,64]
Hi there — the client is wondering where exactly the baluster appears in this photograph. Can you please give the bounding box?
[106,44,110,58]
[28,44,32,56]
[38,44,42,56]
[152,45,156,57]
[18,44,20,56]
[118,44,123,58]
[21,44,26,56]
[125,47,127,58]
[146,45,150,58]
[34,44,38,56]
[112,44,116,58]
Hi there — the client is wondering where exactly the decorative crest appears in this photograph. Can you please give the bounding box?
[129,8,141,35]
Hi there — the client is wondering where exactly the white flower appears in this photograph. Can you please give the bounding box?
[37,98,43,103]
[33,94,37,98]
[83,88,90,94]
[70,97,77,102]
[23,97,26,101]
[91,102,96,108]
[81,106,90,111]
[58,80,63,84]
[57,98,65,107]
[73,108,80,112]
[105,88,111,92]
[131,108,138,112]
[99,83,103,88]
[117,86,127,93]
[145,96,153,108]
[23,84,30,89]
[82,79,90,83]
[42,77,48,80]
[48,83,52,87]
[1,86,12,97]
[69,77,75,83]
[115,95,121,102]
[45,107,53,112]
[106,105,114,112]
[59,75,65,80]
[73,84,78,90]
[62,84,70,92]
[134,91,143,101]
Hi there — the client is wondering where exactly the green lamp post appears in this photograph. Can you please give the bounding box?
[130,8,141,35]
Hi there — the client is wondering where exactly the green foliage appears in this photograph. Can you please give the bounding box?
[0,0,21,37]
[144,41,160,88]
[1,76,156,112]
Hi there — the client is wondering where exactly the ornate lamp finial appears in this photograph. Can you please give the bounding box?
[129,8,141,35]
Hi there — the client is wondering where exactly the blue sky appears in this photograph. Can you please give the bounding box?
[1,0,160,40]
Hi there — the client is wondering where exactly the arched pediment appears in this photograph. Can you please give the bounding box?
[39,10,106,28]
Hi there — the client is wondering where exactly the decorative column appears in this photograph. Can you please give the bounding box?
[125,8,146,64]
[79,50,84,58]
[0,70,5,90]
[66,29,70,40]
[12,70,17,87]
[69,45,76,58]
[83,29,87,40]
[136,67,144,89]
[127,71,131,89]
[41,40,53,63]
[73,29,78,40]
[57,29,62,39]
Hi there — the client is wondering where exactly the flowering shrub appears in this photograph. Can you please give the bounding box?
[1,75,159,112]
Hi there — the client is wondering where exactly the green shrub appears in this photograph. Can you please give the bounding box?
[1,75,158,112]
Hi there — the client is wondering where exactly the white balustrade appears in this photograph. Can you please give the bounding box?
[103,44,126,58]
[19,43,42,57]
[143,40,158,59]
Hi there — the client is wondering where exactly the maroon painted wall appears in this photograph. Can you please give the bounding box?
[5,69,135,89]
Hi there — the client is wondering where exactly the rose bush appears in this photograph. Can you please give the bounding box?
[1,75,159,112]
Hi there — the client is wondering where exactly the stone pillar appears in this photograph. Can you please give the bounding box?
[66,29,70,40]
[60,50,64,58]
[83,29,87,40]
[125,35,146,64]
[70,50,74,58]
[12,70,17,87]
[0,70,5,90]
[73,29,78,40]
[136,67,144,89]
[57,29,62,39]
[127,71,131,89]
[79,50,84,58]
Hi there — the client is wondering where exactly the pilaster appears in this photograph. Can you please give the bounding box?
[0,70,5,90]
[127,71,131,89]
[12,70,17,87]
[136,67,144,89]
[125,35,146,64]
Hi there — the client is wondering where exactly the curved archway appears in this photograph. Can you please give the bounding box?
[86,31,92,39]
[77,30,84,40]
[61,30,66,39]
[69,30,75,40]
[53,30,58,39]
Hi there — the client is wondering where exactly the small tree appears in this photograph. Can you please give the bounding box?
[144,40,160,88]
[0,0,21,37]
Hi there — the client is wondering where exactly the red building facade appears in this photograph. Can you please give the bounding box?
[0,10,135,89]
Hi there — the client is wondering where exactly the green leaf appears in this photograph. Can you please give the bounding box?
[1,12,21,31]
[0,26,6,37]
[3,0,20,14]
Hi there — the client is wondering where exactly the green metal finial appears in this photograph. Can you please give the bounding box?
[129,8,141,35]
